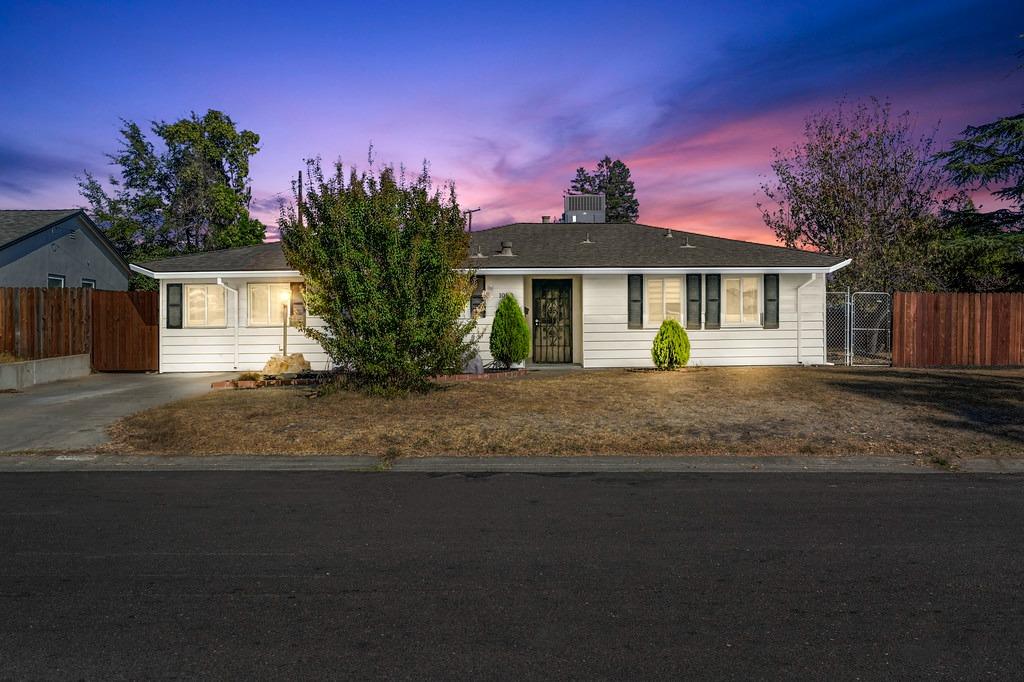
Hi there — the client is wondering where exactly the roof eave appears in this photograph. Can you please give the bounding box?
[466,263,850,275]
[129,264,302,280]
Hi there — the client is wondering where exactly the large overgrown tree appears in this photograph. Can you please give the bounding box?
[759,99,947,291]
[280,158,476,393]
[78,110,265,289]
[569,156,640,222]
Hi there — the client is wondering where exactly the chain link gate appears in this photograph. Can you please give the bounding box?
[825,291,892,366]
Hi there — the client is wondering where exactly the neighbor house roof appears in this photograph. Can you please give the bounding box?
[0,209,82,249]
[132,223,849,277]
[0,209,131,274]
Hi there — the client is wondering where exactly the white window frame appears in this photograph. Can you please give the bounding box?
[645,276,684,328]
[81,279,96,289]
[722,275,763,327]
[184,284,227,329]
[247,282,292,327]
[47,274,65,288]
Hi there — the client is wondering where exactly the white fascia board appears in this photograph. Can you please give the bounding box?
[129,264,302,280]
[467,265,849,275]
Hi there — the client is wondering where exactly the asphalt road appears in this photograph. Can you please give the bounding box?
[1,472,1022,679]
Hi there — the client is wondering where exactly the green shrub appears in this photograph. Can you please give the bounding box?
[651,319,690,370]
[489,293,530,368]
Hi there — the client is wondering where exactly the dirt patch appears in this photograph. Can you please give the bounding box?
[107,367,1024,457]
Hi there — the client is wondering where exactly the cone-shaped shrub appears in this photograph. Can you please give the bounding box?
[651,319,690,370]
[490,293,530,368]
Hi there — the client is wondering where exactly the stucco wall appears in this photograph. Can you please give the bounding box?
[0,216,129,290]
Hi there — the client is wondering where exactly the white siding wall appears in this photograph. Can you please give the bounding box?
[158,278,331,373]
[470,275,525,365]
[581,273,826,368]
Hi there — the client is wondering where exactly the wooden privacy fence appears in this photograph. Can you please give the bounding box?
[892,292,1024,368]
[0,287,158,371]
[0,287,92,359]
[90,290,159,371]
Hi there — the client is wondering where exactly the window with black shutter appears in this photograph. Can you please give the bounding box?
[686,274,702,330]
[627,275,643,329]
[763,274,779,329]
[704,274,720,329]
[471,276,486,317]
[166,283,182,329]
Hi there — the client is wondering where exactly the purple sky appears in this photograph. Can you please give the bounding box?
[0,1,1021,244]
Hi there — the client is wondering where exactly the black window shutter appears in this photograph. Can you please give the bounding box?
[627,275,643,329]
[471,276,486,317]
[167,284,182,329]
[704,275,720,329]
[764,274,779,329]
[686,274,702,330]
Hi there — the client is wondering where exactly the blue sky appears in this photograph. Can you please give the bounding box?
[0,0,1021,241]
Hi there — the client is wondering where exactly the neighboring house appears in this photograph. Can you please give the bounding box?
[131,199,849,372]
[0,209,130,290]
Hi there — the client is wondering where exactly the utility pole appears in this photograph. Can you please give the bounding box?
[297,170,304,228]
[463,207,481,232]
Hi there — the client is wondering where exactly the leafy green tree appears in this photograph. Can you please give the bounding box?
[651,319,690,370]
[489,293,530,368]
[568,156,640,222]
[78,110,265,288]
[280,158,475,393]
[759,99,947,291]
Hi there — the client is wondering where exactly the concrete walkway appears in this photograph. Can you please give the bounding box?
[0,372,231,452]
[1,453,1023,473]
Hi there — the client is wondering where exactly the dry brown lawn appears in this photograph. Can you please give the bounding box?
[108,366,1024,458]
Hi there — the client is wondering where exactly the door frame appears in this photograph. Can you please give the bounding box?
[531,278,573,364]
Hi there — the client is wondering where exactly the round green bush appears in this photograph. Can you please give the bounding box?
[651,319,690,370]
[490,293,531,368]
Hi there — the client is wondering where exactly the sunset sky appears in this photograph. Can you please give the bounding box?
[1,0,1021,243]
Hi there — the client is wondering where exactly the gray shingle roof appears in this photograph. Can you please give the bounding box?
[0,209,81,249]
[137,241,292,273]
[468,223,846,269]
[134,223,847,274]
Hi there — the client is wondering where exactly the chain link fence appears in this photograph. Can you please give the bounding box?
[826,291,892,366]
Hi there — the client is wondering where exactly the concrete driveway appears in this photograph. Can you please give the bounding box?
[0,372,231,452]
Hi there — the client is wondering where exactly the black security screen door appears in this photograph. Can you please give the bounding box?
[532,279,572,363]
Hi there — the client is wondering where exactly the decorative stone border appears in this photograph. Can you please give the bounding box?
[211,377,327,390]
[433,368,527,383]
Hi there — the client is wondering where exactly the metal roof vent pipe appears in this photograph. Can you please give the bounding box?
[541,215,551,223]
[499,241,515,256]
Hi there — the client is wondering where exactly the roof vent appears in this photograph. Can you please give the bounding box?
[470,244,487,259]
[498,241,515,257]
[541,215,551,223]
[680,235,696,249]
[581,232,594,244]
[664,229,673,238]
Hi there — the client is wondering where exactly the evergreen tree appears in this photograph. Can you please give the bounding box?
[567,156,640,222]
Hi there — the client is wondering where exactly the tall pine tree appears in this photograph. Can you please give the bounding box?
[567,156,639,222]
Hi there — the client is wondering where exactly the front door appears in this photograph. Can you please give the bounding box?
[532,279,572,363]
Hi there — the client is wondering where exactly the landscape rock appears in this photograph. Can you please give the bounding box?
[262,353,311,377]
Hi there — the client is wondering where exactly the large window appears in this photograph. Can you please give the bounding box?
[647,277,681,326]
[248,283,291,326]
[185,284,226,328]
[724,276,760,325]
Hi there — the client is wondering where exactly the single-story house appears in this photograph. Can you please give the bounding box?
[0,209,130,290]
[130,212,850,373]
